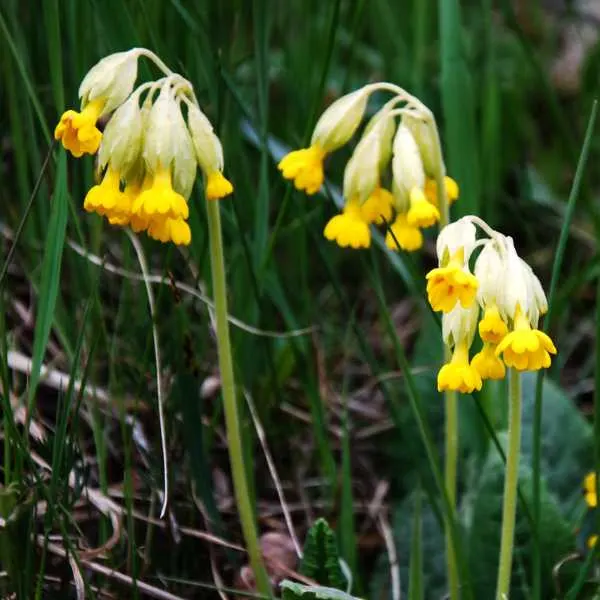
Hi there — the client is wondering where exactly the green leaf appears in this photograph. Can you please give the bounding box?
[520,372,594,511]
[27,151,68,408]
[280,580,360,600]
[299,518,347,590]
[464,434,575,599]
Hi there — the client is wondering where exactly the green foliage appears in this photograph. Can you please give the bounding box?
[281,580,361,600]
[300,518,347,590]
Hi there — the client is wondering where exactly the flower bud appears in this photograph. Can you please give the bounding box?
[79,49,140,115]
[391,123,425,210]
[311,87,371,152]
[142,85,182,172]
[186,103,224,175]
[342,119,386,204]
[403,112,442,177]
[442,302,480,348]
[98,95,143,176]
[436,217,477,266]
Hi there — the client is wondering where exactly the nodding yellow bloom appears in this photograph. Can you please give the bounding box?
[54,98,105,157]
[406,188,440,228]
[479,305,508,344]
[278,145,326,195]
[385,213,423,252]
[495,305,557,371]
[426,249,478,313]
[83,167,126,217]
[424,176,459,207]
[472,343,506,380]
[584,472,597,508]
[588,535,598,549]
[147,217,191,246]
[206,171,234,200]
[360,187,393,225]
[323,200,370,249]
[131,167,189,221]
[437,340,482,393]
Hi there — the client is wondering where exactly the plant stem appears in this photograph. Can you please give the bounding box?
[205,199,272,598]
[434,136,460,600]
[496,368,522,599]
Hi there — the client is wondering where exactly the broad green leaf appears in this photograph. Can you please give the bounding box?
[281,580,360,600]
[300,518,347,590]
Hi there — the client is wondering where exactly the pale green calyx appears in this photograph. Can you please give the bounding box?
[79,49,140,116]
[186,102,224,175]
[311,87,371,152]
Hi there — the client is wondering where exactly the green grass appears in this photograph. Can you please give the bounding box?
[1,1,600,598]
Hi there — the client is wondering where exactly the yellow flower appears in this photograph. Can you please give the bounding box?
[360,187,393,225]
[437,341,482,393]
[584,472,597,508]
[323,201,370,249]
[478,305,508,344]
[83,167,126,217]
[206,171,234,200]
[147,217,191,246]
[131,167,189,221]
[278,145,326,194]
[426,250,479,313]
[495,305,557,371]
[424,176,459,207]
[588,535,598,549]
[472,343,506,380]
[406,188,440,228]
[385,214,423,252]
[54,98,105,157]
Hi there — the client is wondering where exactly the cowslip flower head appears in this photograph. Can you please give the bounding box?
[324,199,371,249]
[426,218,478,313]
[55,49,141,157]
[187,102,233,200]
[438,303,482,393]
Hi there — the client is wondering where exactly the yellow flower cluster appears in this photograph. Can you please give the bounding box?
[54,49,233,246]
[428,217,557,393]
[277,83,458,250]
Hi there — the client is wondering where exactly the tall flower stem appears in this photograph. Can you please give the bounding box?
[206,199,272,598]
[434,147,460,600]
[496,368,522,599]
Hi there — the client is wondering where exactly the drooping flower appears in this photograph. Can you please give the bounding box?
[495,304,557,370]
[54,99,105,157]
[323,199,371,249]
[472,343,506,380]
[424,176,460,207]
[406,187,440,228]
[584,472,597,508]
[438,303,482,393]
[478,306,508,344]
[360,187,394,225]
[385,213,423,251]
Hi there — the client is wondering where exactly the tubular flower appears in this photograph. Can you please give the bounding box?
[278,145,326,194]
[385,213,423,251]
[55,98,105,157]
[478,305,508,344]
[206,171,234,200]
[426,249,478,313]
[406,187,440,228]
[83,167,126,217]
[472,343,506,380]
[495,305,557,371]
[584,473,597,508]
[424,176,459,207]
[438,341,482,393]
[360,187,393,225]
[132,167,189,221]
[323,200,371,249]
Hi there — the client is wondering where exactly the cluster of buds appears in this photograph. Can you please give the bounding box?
[278,83,458,251]
[54,49,233,246]
[427,216,557,393]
